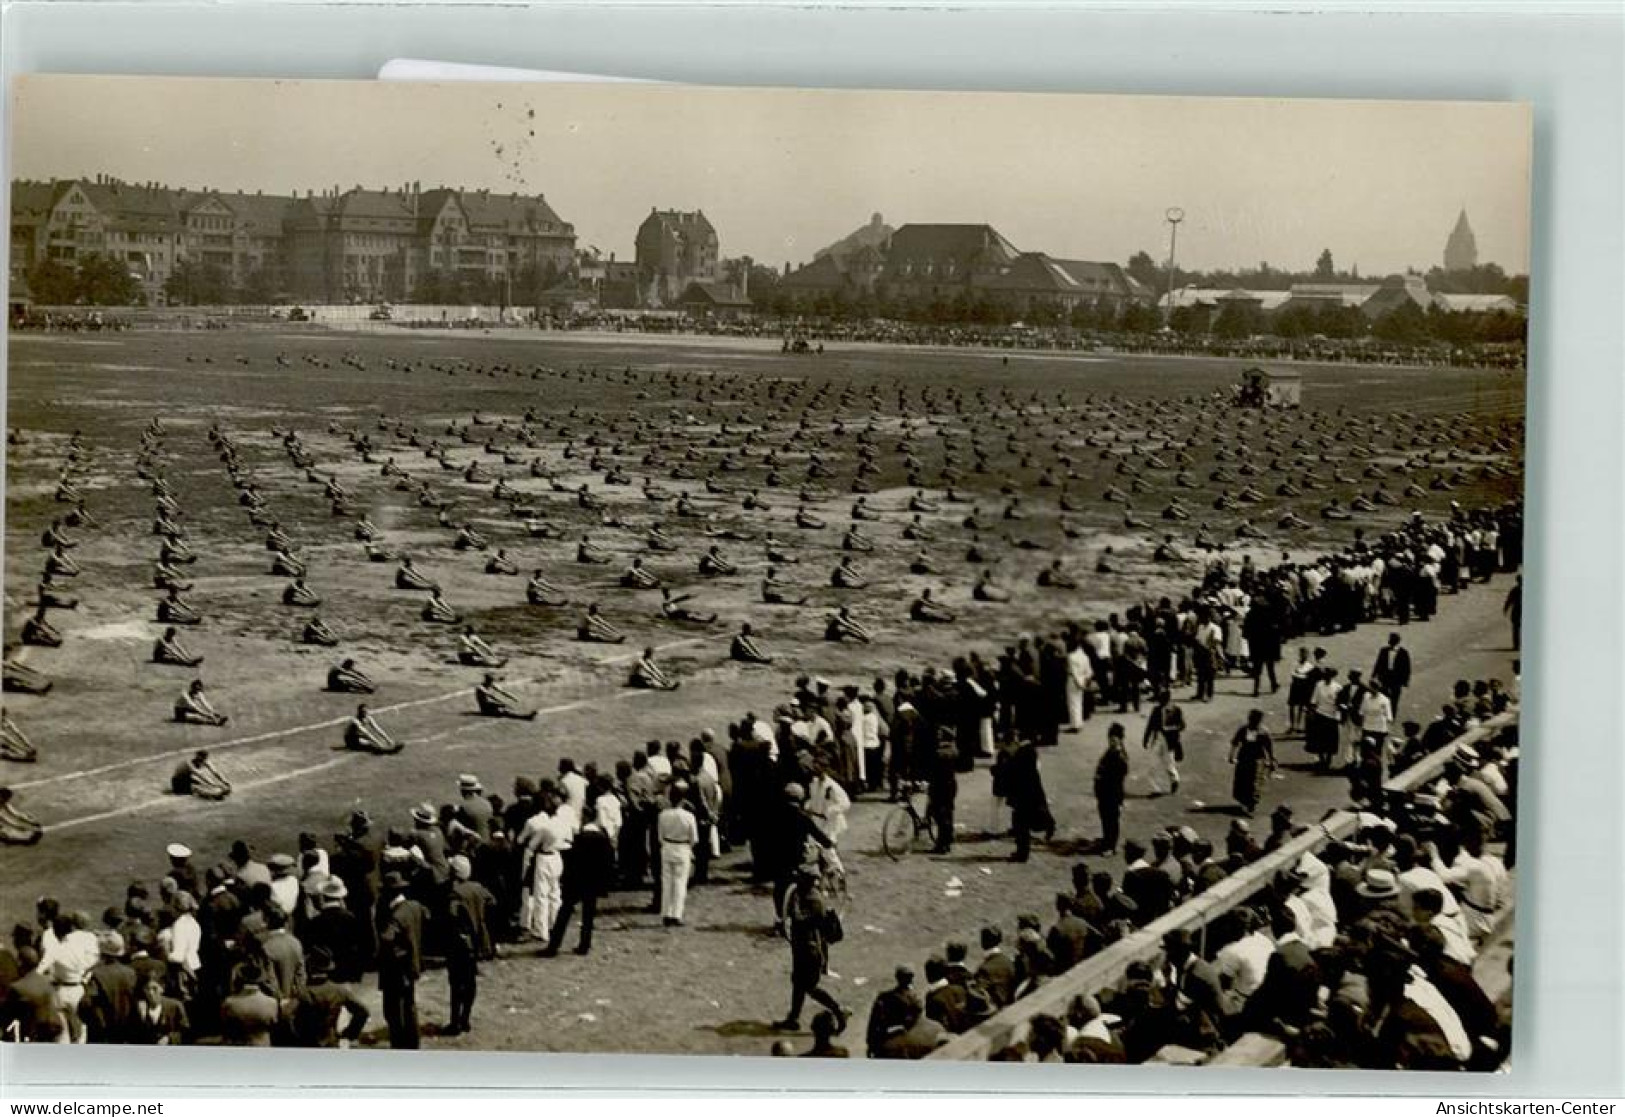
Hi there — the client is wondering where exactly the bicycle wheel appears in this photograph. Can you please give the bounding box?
[917,811,937,852]
[881,806,917,860]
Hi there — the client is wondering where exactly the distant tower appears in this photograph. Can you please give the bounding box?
[1444,209,1478,272]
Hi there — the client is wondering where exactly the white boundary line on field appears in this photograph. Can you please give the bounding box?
[14,635,712,791]
[42,756,356,834]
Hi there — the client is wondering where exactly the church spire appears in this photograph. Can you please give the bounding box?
[1444,208,1478,272]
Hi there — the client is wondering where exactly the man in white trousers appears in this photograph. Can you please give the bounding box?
[1065,634,1093,731]
[657,785,698,927]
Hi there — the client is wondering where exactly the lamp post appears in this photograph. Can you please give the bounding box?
[1163,206,1185,327]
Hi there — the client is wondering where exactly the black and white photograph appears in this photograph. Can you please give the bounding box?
[2,76,1530,1071]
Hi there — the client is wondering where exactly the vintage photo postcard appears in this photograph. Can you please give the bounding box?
[3,76,1528,1070]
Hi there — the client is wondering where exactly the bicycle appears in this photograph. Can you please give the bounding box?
[880,781,937,860]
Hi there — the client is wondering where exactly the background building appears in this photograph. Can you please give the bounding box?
[634,209,720,308]
[1444,209,1479,272]
[8,175,575,305]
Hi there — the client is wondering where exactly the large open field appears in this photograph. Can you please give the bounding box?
[1,327,1523,1053]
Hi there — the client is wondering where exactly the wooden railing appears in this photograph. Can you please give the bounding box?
[928,709,1519,1062]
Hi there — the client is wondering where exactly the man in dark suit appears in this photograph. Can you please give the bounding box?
[1372,633,1413,716]
[288,949,370,1047]
[2,947,63,1043]
[1158,929,1237,1050]
[545,807,616,956]
[1411,925,1502,1069]
[1091,724,1129,854]
[131,974,189,1044]
[941,941,992,1029]
[455,774,495,840]
[304,878,366,985]
[1045,893,1098,972]
[973,925,1018,1009]
[1123,842,1175,925]
[865,965,922,1056]
[80,932,139,1043]
[258,906,306,1000]
[1242,905,1321,1035]
[377,871,427,1049]
[443,855,495,1036]
[873,997,949,1060]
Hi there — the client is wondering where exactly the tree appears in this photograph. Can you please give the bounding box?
[77,253,143,306]
[1126,251,1161,291]
[1371,301,1432,344]
[25,257,79,305]
[1169,304,1208,336]
[1314,249,1335,279]
[1117,302,1160,334]
[163,259,229,306]
[1212,300,1263,339]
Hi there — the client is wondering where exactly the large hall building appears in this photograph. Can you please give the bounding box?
[9,176,577,305]
[778,221,1149,315]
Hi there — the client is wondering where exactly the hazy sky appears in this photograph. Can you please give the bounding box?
[10,76,1532,276]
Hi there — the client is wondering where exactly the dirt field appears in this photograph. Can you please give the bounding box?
[1,327,1522,1054]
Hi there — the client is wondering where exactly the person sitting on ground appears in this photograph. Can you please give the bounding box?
[421,589,460,625]
[153,560,192,591]
[457,627,507,668]
[660,590,717,625]
[174,680,228,726]
[485,548,519,576]
[395,557,437,591]
[265,523,294,552]
[576,534,612,565]
[474,673,537,720]
[909,551,939,576]
[698,546,737,577]
[270,548,306,578]
[326,658,375,694]
[282,578,321,608]
[1095,548,1119,575]
[831,556,867,589]
[20,607,62,648]
[155,586,204,626]
[0,787,44,844]
[524,568,568,607]
[765,533,798,564]
[301,614,339,647]
[170,750,231,800]
[825,607,873,644]
[842,526,875,553]
[36,574,78,611]
[1153,535,1186,563]
[153,626,203,667]
[910,589,956,624]
[454,523,489,551]
[731,623,773,665]
[762,567,809,605]
[1037,559,1077,589]
[343,704,402,754]
[628,647,680,691]
[620,558,662,590]
[1,709,38,763]
[577,603,626,644]
[961,562,1015,603]
[796,503,827,530]
[353,517,379,542]
[3,654,51,696]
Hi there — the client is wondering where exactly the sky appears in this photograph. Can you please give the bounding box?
[9,76,1532,277]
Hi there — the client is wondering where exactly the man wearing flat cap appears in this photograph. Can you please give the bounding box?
[79,930,138,1043]
[444,854,495,1036]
